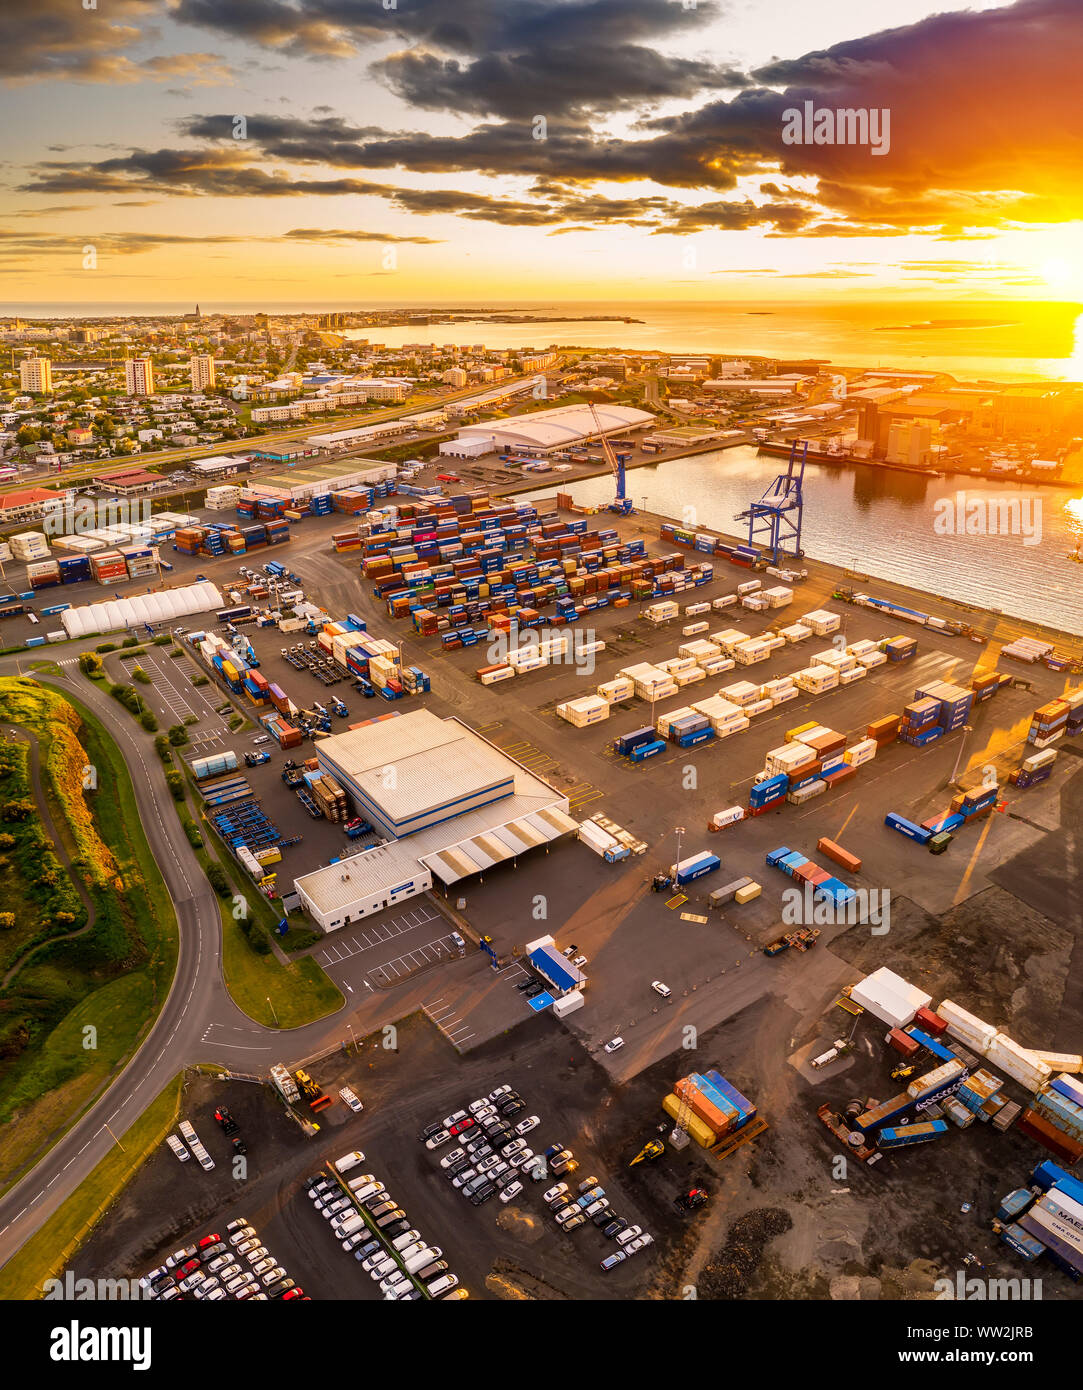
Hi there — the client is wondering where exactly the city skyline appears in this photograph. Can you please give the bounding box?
[3,0,1082,304]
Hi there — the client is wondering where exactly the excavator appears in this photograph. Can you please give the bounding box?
[629,1139,665,1167]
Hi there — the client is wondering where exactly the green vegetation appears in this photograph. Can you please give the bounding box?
[0,680,178,1191]
[151,634,173,647]
[131,666,150,684]
[166,724,188,747]
[0,1073,184,1301]
[120,636,139,649]
[153,735,172,764]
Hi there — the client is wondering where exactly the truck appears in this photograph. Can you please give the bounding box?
[877,1120,950,1149]
[270,1062,300,1104]
[669,852,721,886]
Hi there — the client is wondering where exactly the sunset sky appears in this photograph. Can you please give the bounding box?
[2,0,1082,305]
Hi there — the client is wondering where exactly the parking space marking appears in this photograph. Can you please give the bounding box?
[365,933,459,985]
[318,907,440,965]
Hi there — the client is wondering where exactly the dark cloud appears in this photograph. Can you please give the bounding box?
[0,0,228,84]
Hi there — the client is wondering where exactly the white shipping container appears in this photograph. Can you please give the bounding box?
[736,580,761,596]
[684,602,711,617]
[937,1000,997,1046]
[787,779,827,804]
[675,666,706,687]
[858,651,888,669]
[839,666,867,684]
[655,705,697,737]
[772,687,799,705]
[597,677,634,702]
[709,806,745,830]
[711,594,738,610]
[660,656,697,674]
[844,739,878,766]
[682,621,710,636]
[700,656,735,676]
[679,639,721,661]
[579,820,621,857]
[780,623,812,643]
[480,666,514,685]
[847,639,878,656]
[720,681,760,706]
[745,697,773,717]
[711,715,750,738]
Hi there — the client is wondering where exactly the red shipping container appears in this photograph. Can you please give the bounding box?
[1019,1109,1083,1163]
[805,866,832,886]
[915,1006,948,1036]
[888,1028,920,1058]
[817,838,862,873]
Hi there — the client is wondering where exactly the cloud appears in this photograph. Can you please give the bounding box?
[0,0,228,85]
[280,227,442,245]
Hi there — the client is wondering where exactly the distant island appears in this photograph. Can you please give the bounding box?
[878,318,1021,331]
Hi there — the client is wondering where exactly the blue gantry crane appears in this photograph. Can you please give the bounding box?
[736,439,807,565]
[588,400,634,514]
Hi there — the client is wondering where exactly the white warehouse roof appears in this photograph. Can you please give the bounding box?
[456,403,654,452]
[60,582,224,639]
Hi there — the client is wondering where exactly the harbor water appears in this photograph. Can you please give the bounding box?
[525,446,1083,637]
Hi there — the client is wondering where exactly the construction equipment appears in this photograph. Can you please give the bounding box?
[736,439,807,565]
[891,1062,919,1081]
[676,1188,708,1212]
[763,927,820,956]
[587,399,633,515]
[629,1139,665,1167]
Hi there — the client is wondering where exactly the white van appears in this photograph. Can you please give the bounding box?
[426,1273,459,1296]
[404,1247,439,1275]
[335,1150,365,1174]
[333,1213,364,1237]
[349,1179,382,1201]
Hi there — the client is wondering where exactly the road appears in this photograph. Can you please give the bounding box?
[0,662,339,1271]
[15,377,530,491]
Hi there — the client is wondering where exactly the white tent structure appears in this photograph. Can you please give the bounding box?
[60,582,225,640]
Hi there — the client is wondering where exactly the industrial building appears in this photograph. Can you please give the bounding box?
[244,457,395,503]
[294,710,577,931]
[444,403,654,459]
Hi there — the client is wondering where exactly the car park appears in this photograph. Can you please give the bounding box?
[500,1180,523,1203]
[424,1128,451,1150]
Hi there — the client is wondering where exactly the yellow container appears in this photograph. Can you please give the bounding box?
[662,1093,718,1149]
[735,882,762,904]
[786,721,818,742]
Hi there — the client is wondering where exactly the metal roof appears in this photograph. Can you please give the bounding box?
[458,403,653,451]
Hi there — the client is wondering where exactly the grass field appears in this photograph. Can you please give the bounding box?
[0,1072,184,1301]
[0,680,178,1191]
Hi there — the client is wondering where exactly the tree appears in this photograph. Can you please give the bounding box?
[167,724,189,747]
[0,912,14,931]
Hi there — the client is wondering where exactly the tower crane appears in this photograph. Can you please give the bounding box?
[735,439,808,565]
[587,400,634,514]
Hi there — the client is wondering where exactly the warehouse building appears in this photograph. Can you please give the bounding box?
[244,457,395,503]
[294,710,576,931]
[445,403,654,459]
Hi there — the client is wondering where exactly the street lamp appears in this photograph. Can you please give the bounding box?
[675,825,685,880]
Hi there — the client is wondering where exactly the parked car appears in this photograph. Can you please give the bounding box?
[448,1117,476,1137]
[651,980,671,998]
[439,1146,466,1170]
[601,1251,627,1272]
[515,1115,540,1135]
[500,1181,523,1203]
[560,1212,587,1232]
[339,1087,364,1113]
[425,1129,450,1150]
[616,1224,643,1245]
[442,1109,468,1129]
[164,1245,197,1269]
[604,1036,625,1054]
[544,1183,569,1205]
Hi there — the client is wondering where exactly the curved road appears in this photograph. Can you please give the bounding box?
[0,661,350,1273]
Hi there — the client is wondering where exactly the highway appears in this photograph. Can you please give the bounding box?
[0,661,351,1272]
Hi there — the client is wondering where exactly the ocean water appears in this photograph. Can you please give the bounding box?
[11,299,1083,381]
[523,446,1083,637]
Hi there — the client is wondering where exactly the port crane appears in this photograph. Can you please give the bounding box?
[735,439,807,565]
[587,400,634,514]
